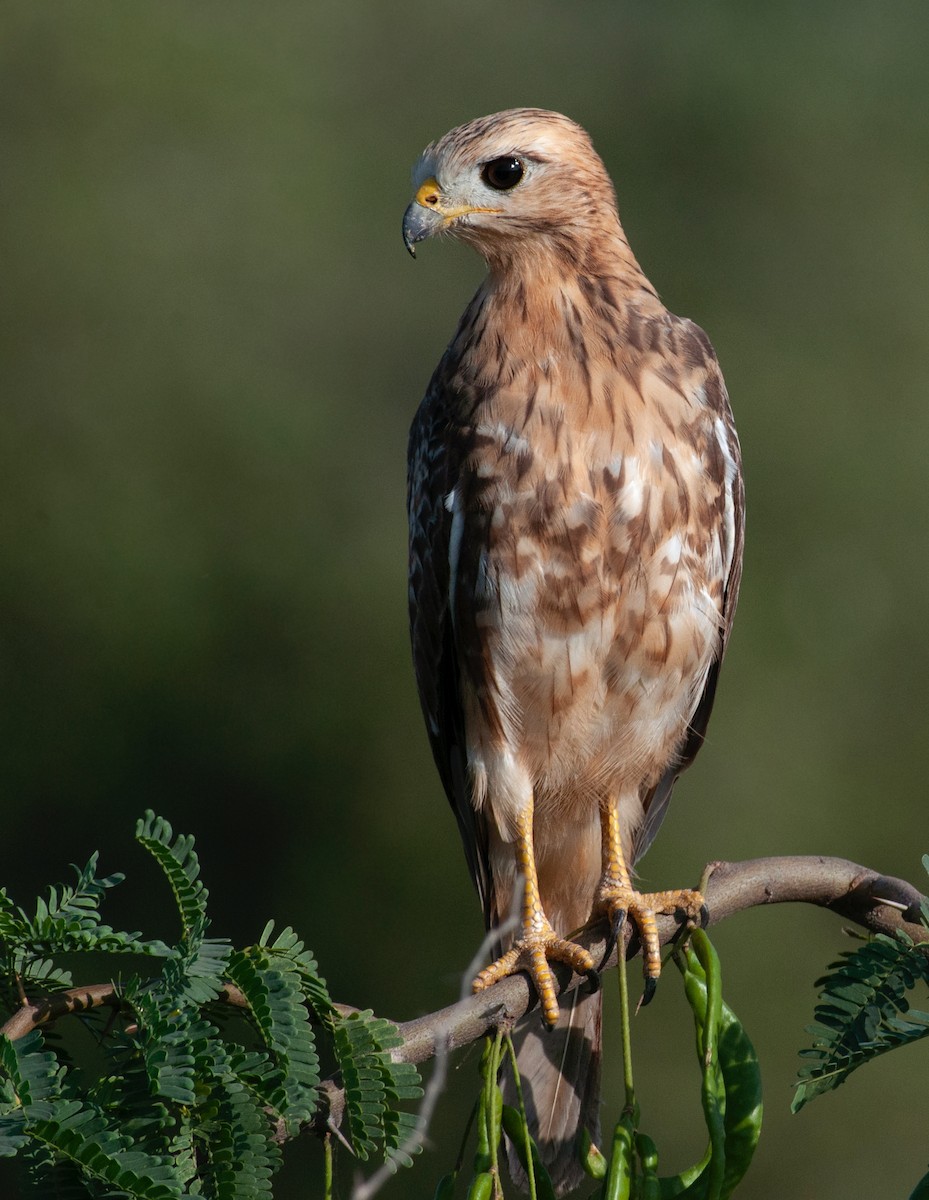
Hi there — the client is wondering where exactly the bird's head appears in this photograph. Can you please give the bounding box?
[402,108,621,268]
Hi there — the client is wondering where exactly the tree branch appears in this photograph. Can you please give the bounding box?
[0,981,251,1042]
[3,854,925,1075]
[390,855,928,1065]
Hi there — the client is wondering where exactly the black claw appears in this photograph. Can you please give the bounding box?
[584,967,601,996]
[699,903,710,929]
[598,909,627,972]
[640,976,658,1008]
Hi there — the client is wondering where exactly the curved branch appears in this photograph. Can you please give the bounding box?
[0,981,252,1042]
[1,983,124,1042]
[2,856,925,1065]
[392,855,928,1065]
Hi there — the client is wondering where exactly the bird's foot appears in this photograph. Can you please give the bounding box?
[472,925,595,1028]
[595,884,705,1005]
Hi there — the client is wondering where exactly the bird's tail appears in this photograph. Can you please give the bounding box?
[504,983,602,1196]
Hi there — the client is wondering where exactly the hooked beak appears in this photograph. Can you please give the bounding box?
[402,176,502,257]
[402,196,443,257]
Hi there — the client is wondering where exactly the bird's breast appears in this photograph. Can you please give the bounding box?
[452,363,728,806]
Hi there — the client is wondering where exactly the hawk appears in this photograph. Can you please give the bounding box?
[403,109,743,1194]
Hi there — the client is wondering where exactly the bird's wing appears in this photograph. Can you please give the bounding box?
[408,363,493,924]
[633,319,745,863]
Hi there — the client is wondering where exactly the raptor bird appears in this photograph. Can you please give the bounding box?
[403,109,743,1194]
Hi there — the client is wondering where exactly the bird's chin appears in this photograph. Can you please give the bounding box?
[445,214,497,251]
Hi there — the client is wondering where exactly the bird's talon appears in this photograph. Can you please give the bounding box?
[596,884,705,996]
[598,913,621,972]
[598,907,629,971]
[639,975,658,1010]
[473,928,594,1027]
[585,967,601,995]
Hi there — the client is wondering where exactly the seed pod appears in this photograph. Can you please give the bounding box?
[604,1114,635,1200]
[660,937,763,1200]
[580,1127,608,1180]
[466,1172,493,1200]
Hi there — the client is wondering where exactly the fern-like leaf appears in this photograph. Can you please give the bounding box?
[226,947,320,1129]
[0,1027,65,1157]
[0,813,423,1193]
[135,811,209,948]
[25,1098,183,1199]
[371,1028,423,1170]
[257,921,334,1020]
[126,987,199,1107]
[135,812,230,1004]
[182,937,233,1007]
[195,1036,282,1199]
[0,855,170,983]
[42,853,124,926]
[90,1058,179,1165]
[794,931,929,1111]
[1,1033,185,1196]
[0,1031,63,1109]
[333,1010,422,1166]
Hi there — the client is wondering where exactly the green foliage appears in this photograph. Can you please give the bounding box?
[661,932,764,1199]
[794,858,929,1117]
[0,813,423,1197]
[793,929,929,1112]
[0,1032,181,1198]
[0,852,170,1007]
[226,941,321,1130]
[793,864,929,1198]
[333,1010,423,1167]
[4,813,925,1199]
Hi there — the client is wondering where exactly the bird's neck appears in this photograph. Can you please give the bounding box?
[452,228,663,380]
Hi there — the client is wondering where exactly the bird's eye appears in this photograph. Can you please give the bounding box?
[480,156,525,191]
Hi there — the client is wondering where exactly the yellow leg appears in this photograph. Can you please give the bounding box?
[595,800,703,997]
[472,802,595,1027]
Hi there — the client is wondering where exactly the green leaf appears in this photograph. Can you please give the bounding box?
[0,815,346,1194]
[257,922,334,1019]
[0,854,171,974]
[332,1010,422,1166]
[183,938,234,1006]
[26,1097,184,1199]
[135,811,210,948]
[0,1031,63,1109]
[134,812,230,1004]
[196,1074,280,1200]
[226,948,320,1128]
[794,931,929,1111]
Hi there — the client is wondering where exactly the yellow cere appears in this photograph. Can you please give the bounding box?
[414,176,502,220]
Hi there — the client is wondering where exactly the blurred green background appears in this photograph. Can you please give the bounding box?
[2,1,928,1196]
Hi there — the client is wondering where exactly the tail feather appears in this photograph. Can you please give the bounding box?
[504,985,602,1196]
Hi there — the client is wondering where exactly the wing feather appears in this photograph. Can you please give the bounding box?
[408,362,493,922]
[632,325,745,862]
